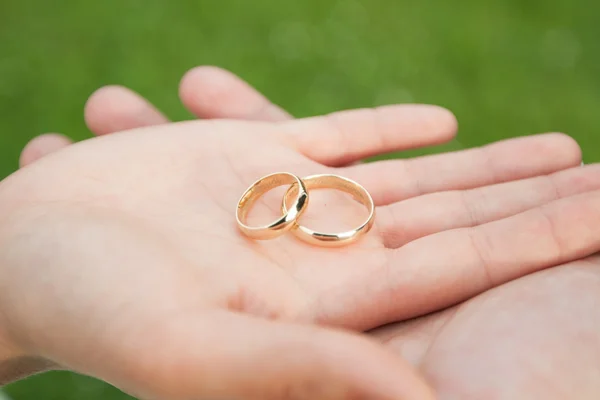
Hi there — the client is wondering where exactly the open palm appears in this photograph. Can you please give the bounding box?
[10,67,600,400]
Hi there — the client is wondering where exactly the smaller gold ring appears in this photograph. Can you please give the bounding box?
[282,174,375,247]
[237,172,309,240]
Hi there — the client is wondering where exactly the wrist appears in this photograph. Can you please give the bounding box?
[0,335,17,365]
[0,194,55,385]
[0,304,56,386]
[0,335,56,386]
[0,334,23,385]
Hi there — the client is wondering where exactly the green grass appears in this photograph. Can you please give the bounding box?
[1,0,599,398]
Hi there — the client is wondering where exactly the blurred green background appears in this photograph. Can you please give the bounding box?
[1,0,599,398]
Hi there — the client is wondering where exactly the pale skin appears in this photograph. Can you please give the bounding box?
[4,66,600,400]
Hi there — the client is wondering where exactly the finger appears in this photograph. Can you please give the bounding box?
[92,312,435,400]
[377,189,600,324]
[378,163,600,248]
[285,104,458,166]
[19,134,73,168]
[180,66,292,121]
[84,85,169,136]
[344,133,582,205]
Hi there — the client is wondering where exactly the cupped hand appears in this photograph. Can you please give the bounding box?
[373,255,600,400]
[7,67,600,400]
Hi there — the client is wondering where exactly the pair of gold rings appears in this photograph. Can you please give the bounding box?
[236,172,375,247]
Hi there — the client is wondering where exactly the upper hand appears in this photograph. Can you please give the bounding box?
[6,66,600,400]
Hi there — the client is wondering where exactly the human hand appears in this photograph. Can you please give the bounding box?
[6,67,600,400]
[372,254,600,399]
[8,107,459,399]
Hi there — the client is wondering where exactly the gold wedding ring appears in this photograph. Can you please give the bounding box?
[236,172,375,246]
[281,174,375,247]
[236,172,308,240]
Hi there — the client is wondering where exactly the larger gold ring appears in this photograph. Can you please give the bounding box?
[237,172,309,240]
[282,174,375,247]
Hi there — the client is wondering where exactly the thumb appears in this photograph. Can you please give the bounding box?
[87,311,436,400]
